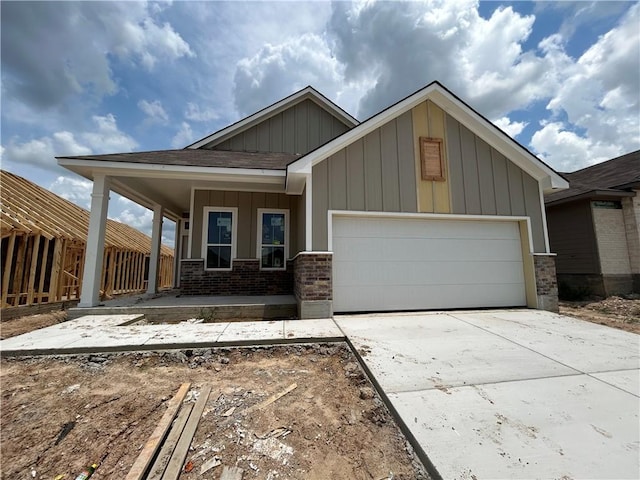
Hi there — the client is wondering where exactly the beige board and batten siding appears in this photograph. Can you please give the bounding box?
[208,99,350,154]
[312,111,418,250]
[445,114,546,252]
[191,190,301,259]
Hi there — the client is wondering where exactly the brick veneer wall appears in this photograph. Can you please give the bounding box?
[293,253,332,301]
[180,259,293,296]
[533,254,559,312]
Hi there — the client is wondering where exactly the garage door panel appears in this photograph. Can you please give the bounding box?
[334,217,520,240]
[333,260,525,287]
[332,215,527,312]
[333,283,526,312]
[333,237,523,263]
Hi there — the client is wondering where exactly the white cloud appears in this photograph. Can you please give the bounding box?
[171,122,194,148]
[532,3,640,169]
[1,2,193,112]
[2,114,136,170]
[49,176,93,209]
[233,33,344,116]
[184,102,219,122]
[492,117,528,138]
[138,99,169,124]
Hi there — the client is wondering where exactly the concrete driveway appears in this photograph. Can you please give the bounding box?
[336,309,640,480]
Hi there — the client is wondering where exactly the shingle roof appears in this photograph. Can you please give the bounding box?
[545,150,640,205]
[57,149,301,170]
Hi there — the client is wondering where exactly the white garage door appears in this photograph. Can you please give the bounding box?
[332,215,527,312]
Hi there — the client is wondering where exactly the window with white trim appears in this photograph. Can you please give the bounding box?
[202,207,237,270]
[257,209,289,270]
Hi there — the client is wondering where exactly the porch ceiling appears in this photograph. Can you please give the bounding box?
[58,159,288,221]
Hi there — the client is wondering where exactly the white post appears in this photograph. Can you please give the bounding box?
[147,203,163,294]
[79,174,110,307]
[305,173,313,251]
[173,219,181,288]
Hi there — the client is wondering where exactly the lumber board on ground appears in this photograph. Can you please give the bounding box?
[147,402,194,480]
[161,385,212,480]
[125,382,191,480]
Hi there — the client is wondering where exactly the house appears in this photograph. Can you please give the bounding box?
[0,170,174,316]
[57,81,568,318]
[545,150,640,298]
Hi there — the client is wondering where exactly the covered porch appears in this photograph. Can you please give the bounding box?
[57,150,329,319]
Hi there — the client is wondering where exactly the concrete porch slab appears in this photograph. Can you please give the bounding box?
[284,318,343,340]
[217,320,285,344]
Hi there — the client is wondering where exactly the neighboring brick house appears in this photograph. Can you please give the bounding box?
[59,81,568,318]
[545,150,640,297]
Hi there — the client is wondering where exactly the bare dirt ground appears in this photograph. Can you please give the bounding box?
[559,296,640,334]
[1,345,428,480]
[0,311,67,340]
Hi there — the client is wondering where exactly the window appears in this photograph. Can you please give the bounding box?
[257,209,289,270]
[202,207,237,270]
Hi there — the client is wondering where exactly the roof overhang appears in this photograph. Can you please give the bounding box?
[58,158,287,220]
[545,189,636,207]
[187,86,359,150]
[287,82,569,194]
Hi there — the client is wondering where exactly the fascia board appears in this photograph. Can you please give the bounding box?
[58,158,286,183]
[186,88,358,150]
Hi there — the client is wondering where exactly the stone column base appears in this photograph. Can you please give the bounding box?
[533,254,559,312]
[293,252,333,319]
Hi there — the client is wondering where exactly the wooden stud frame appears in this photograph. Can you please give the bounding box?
[419,137,445,181]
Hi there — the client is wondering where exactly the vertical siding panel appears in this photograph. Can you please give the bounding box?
[230,135,244,151]
[244,126,258,151]
[295,102,308,154]
[396,111,417,213]
[320,110,333,145]
[251,192,266,257]
[346,140,366,211]
[215,139,232,150]
[224,191,239,207]
[428,102,450,213]
[257,121,270,152]
[446,115,466,213]
[329,150,348,209]
[491,149,512,215]
[270,115,283,152]
[312,162,329,250]
[308,102,321,150]
[265,193,279,209]
[283,108,296,153]
[459,125,481,214]
[333,118,347,138]
[238,192,252,259]
[507,161,526,215]
[364,129,383,211]
[380,120,400,211]
[412,103,433,212]
[523,173,545,252]
[210,190,224,206]
[476,140,497,215]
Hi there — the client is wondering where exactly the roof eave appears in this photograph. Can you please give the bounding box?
[545,189,635,207]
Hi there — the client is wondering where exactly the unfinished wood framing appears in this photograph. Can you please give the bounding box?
[1,170,174,310]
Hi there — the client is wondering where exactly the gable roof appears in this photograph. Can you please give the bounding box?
[0,170,173,255]
[186,86,359,150]
[545,149,640,206]
[286,81,568,194]
[58,149,299,171]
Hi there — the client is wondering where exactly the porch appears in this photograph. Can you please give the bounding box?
[67,290,297,323]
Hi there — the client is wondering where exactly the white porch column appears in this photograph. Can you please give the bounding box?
[147,203,163,294]
[173,220,181,288]
[79,174,111,307]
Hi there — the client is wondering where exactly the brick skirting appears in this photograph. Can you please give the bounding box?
[533,254,559,312]
[180,259,293,296]
[293,252,332,318]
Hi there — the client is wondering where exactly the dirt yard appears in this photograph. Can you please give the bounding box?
[559,296,640,334]
[0,310,67,340]
[0,345,428,480]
